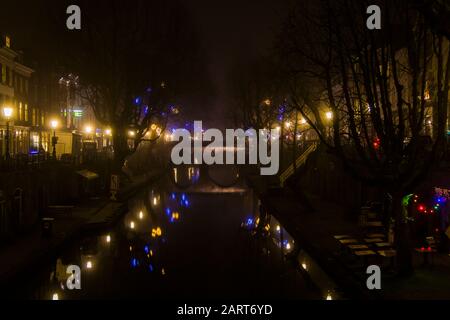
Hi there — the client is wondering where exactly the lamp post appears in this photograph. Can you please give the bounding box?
[104,128,112,148]
[3,106,13,160]
[50,120,58,160]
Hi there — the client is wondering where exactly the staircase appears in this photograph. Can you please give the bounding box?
[279,142,318,187]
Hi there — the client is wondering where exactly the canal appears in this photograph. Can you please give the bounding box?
[11,165,320,299]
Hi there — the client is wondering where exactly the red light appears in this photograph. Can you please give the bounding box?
[421,247,425,251]
[427,247,432,252]
[373,138,380,149]
[418,205,425,212]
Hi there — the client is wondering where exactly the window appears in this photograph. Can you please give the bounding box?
[24,104,28,122]
[32,108,36,126]
[5,36,11,48]
[18,102,22,121]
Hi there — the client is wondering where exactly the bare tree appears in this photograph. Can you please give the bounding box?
[278,0,450,273]
[57,0,207,167]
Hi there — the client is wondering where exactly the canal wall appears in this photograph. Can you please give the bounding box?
[0,165,81,239]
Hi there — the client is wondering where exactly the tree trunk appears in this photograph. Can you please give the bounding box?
[392,192,414,276]
[112,130,130,173]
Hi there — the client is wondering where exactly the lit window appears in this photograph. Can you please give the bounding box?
[24,104,28,122]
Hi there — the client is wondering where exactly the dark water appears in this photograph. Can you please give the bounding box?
[12,165,319,300]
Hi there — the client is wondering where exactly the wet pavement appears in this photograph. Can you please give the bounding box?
[9,165,320,300]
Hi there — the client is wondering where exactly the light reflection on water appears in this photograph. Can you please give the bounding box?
[14,165,319,300]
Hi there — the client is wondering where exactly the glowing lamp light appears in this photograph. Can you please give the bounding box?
[130,221,135,229]
[326,294,333,300]
[300,118,307,124]
[106,235,111,243]
[301,263,307,270]
[105,129,112,136]
[418,205,425,212]
[325,111,333,120]
[285,242,291,250]
[128,130,136,137]
[139,211,144,220]
[50,120,58,129]
[172,212,180,221]
[276,225,281,232]
[3,106,13,119]
[84,126,92,134]
[86,261,92,269]
[151,227,162,238]
[52,293,59,300]
[284,121,291,129]
[263,99,271,106]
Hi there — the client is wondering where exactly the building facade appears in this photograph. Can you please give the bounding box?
[0,34,44,158]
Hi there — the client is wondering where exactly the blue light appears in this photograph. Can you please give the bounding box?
[131,258,139,268]
[247,218,253,226]
[165,208,171,216]
[184,200,189,207]
[437,197,446,203]
[181,194,186,201]
[149,264,154,272]
[171,193,176,200]
[134,97,142,105]
[144,245,150,254]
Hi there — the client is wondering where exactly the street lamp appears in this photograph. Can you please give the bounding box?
[50,119,58,160]
[325,111,333,120]
[2,106,13,160]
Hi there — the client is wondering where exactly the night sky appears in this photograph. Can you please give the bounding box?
[0,0,290,126]
[182,0,290,123]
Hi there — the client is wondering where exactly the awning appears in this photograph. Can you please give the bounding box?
[76,169,99,180]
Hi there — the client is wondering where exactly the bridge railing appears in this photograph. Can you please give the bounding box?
[279,141,318,186]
